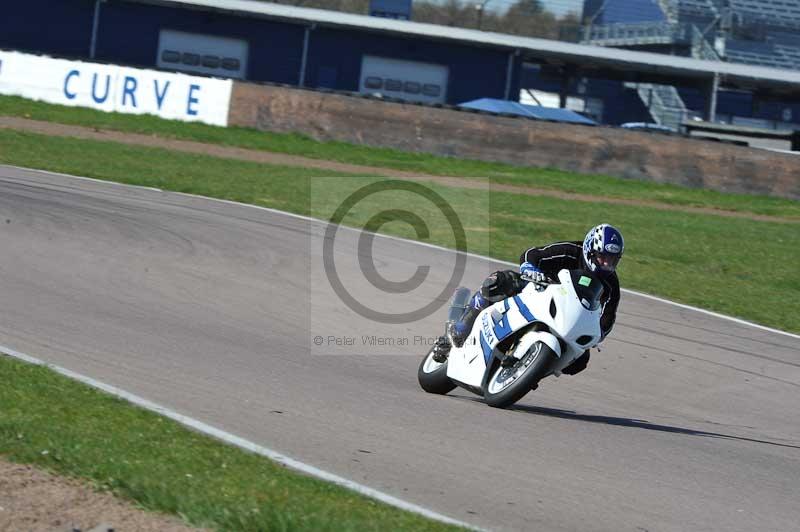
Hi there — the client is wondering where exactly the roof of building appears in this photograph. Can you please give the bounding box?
[133,0,800,93]
[459,98,598,124]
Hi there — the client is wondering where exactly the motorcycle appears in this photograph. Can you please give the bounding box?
[418,269,605,408]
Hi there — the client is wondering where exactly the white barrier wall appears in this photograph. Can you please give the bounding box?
[0,50,232,126]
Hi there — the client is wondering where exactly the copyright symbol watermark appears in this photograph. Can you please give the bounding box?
[308,176,489,355]
[321,180,468,324]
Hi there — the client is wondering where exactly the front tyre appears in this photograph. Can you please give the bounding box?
[418,347,456,395]
[484,342,556,408]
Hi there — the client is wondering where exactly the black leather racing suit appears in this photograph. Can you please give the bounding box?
[519,241,621,375]
[520,241,620,338]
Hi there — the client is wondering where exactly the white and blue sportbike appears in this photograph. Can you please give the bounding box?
[418,269,604,408]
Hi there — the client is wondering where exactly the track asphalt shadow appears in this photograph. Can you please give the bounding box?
[513,404,800,450]
[454,396,800,450]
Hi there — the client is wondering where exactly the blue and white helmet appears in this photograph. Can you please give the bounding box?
[583,224,624,274]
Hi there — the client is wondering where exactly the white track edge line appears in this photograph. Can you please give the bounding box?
[9,164,800,340]
[0,345,480,531]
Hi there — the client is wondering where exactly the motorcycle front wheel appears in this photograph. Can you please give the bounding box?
[484,341,556,408]
[417,347,457,395]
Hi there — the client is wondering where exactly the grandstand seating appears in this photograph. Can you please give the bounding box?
[592,0,667,24]
[726,47,788,68]
[580,0,799,127]
[775,44,800,62]
[677,0,718,19]
[768,29,800,47]
[728,0,800,27]
[585,0,800,68]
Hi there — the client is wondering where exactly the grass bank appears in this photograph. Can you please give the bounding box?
[0,128,796,333]
[0,354,464,531]
[2,95,798,219]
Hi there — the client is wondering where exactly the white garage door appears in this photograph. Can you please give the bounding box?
[157,29,248,80]
[359,55,448,104]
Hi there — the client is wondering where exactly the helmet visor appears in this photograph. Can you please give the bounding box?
[594,252,620,272]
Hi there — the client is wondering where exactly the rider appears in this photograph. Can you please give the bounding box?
[432,224,624,376]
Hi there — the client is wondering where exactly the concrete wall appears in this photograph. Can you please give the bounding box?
[230,82,800,200]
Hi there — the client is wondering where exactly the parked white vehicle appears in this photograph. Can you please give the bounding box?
[418,269,604,408]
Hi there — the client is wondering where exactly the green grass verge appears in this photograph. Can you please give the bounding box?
[2,95,798,219]
[0,128,797,333]
[0,354,464,531]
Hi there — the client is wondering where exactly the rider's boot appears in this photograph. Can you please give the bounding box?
[432,271,523,363]
[435,293,486,358]
[432,292,489,362]
[431,335,451,363]
[448,303,482,347]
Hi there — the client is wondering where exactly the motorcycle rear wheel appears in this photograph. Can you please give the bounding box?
[484,341,556,408]
[418,347,457,395]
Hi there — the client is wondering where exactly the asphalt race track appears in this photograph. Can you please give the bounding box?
[1,165,798,532]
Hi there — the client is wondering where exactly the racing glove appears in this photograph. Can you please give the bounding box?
[480,270,520,302]
[520,262,547,283]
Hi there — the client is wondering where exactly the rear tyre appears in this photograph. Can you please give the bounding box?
[484,342,556,408]
[418,347,456,395]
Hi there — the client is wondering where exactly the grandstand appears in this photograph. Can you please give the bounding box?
[725,40,795,69]
[579,0,800,130]
[728,0,800,28]
[584,0,800,68]
[677,0,719,21]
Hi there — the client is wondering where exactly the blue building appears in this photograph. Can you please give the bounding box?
[2,0,798,128]
[0,0,520,106]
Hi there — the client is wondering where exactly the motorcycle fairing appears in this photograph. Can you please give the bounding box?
[448,290,541,388]
[447,270,603,390]
[479,295,537,362]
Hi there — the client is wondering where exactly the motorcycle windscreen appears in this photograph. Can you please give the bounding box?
[569,270,604,311]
